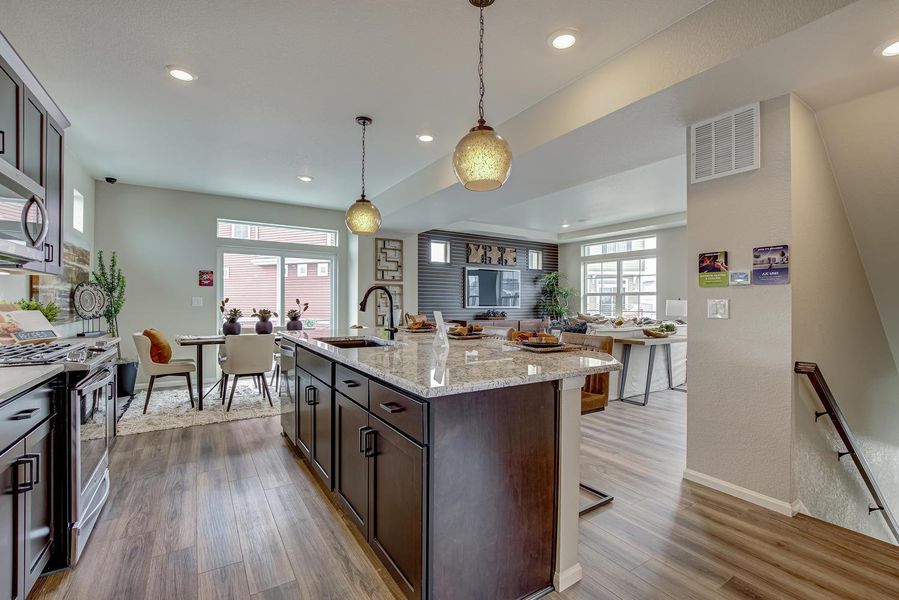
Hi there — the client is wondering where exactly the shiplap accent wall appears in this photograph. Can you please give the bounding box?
[417,230,558,321]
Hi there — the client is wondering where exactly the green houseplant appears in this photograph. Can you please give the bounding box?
[14,298,60,323]
[92,250,137,396]
[537,271,573,321]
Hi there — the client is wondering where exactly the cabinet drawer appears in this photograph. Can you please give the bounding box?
[370,381,427,444]
[0,383,53,453]
[335,364,368,408]
[296,346,332,386]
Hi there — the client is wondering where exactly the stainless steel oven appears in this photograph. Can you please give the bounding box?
[68,361,115,564]
[0,159,48,270]
[279,342,297,443]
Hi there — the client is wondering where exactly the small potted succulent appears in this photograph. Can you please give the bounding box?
[286,299,309,331]
[252,308,278,334]
[220,299,243,335]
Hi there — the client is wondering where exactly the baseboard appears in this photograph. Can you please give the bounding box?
[791,499,809,516]
[552,563,582,592]
[682,469,795,516]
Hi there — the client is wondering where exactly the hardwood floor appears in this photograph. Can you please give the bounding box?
[31,390,899,599]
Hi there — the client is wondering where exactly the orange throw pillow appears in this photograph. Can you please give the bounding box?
[142,328,172,364]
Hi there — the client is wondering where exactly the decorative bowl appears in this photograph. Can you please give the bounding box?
[642,327,674,338]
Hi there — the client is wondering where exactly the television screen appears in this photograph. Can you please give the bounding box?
[465,268,521,308]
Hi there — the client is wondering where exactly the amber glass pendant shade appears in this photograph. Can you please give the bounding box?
[453,124,512,192]
[345,196,381,235]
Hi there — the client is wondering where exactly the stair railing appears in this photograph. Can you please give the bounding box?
[794,361,898,543]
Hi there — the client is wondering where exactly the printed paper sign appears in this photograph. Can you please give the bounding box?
[752,245,790,285]
[698,251,729,287]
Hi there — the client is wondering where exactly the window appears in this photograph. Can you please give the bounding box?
[582,236,657,318]
[430,240,451,263]
[317,263,329,277]
[296,264,308,277]
[72,189,84,233]
[583,235,656,257]
[223,267,230,279]
[217,219,338,247]
[528,249,543,270]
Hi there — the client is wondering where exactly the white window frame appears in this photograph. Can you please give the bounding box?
[217,218,339,247]
[528,249,543,270]
[581,236,657,318]
[72,189,84,233]
[223,267,230,279]
[317,262,329,277]
[296,264,308,277]
[231,223,252,239]
[430,240,451,264]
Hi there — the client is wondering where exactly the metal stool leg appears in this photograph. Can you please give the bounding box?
[579,483,613,515]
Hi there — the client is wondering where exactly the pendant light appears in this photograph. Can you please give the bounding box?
[345,116,381,235]
[453,0,512,192]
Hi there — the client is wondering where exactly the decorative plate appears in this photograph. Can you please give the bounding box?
[72,282,107,320]
[448,333,484,340]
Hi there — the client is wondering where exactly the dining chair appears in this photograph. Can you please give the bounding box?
[220,334,277,411]
[132,332,197,414]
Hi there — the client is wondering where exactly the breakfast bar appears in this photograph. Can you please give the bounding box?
[279,329,620,599]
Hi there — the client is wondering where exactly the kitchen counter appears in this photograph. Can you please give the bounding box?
[0,364,64,403]
[283,329,620,398]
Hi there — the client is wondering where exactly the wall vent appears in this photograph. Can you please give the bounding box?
[690,103,760,183]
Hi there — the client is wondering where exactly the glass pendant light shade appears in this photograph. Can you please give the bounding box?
[345,196,381,235]
[453,124,512,192]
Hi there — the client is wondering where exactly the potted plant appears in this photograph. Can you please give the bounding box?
[14,298,60,323]
[220,299,243,335]
[252,308,278,334]
[537,271,573,321]
[92,250,137,397]
[286,299,309,331]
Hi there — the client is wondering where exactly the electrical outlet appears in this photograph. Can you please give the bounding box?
[191,297,204,307]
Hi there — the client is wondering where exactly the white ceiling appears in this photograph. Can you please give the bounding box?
[0,0,711,208]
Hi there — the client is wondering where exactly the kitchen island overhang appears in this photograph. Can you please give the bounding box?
[281,330,621,599]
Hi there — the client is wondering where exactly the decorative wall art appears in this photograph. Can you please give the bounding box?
[467,243,485,264]
[485,245,503,265]
[501,247,518,266]
[752,245,789,285]
[29,243,91,324]
[698,251,729,288]
[375,284,403,327]
[198,270,214,287]
[375,238,404,281]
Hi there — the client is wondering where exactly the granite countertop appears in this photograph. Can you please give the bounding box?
[0,365,64,403]
[283,329,621,398]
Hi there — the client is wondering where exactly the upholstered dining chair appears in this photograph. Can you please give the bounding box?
[132,332,197,414]
[220,334,276,411]
[480,326,514,340]
[560,331,616,514]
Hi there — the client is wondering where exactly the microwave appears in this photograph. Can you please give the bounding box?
[0,158,47,271]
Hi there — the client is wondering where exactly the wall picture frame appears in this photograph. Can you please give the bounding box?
[485,245,502,265]
[375,284,403,327]
[501,247,518,266]
[467,243,485,264]
[375,238,404,281]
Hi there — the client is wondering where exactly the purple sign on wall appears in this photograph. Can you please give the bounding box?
[752,245,790,285]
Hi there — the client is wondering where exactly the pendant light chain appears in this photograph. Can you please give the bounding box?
[478,3,486,126]
[360,120,367,199]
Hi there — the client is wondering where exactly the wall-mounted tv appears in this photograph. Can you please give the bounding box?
[465,267,521,309]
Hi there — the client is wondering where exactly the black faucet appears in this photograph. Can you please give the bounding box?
[359,285,398,341]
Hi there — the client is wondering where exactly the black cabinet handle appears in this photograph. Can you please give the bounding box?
[14,457,34,493]
[358,426,372,453]
[23,453,40,485]
[10,407,40,421]
[378,402,405,414]
[304,385,315,405]
[44,244,51,262]
[0,130,5,154]
[342,380,360,388]
[48,244,54,263]
[363,429,377,458]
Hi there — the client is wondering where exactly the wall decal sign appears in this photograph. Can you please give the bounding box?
[752,245,789,285]
[199,270,214,287]
[698,251,729,287]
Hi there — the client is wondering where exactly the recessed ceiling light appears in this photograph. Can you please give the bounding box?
[561,223,571,229]
[298,175,313,182]
[881,41,899,56]
[416,134,434,142]
[166,65,197,81]
[549,28,579,50]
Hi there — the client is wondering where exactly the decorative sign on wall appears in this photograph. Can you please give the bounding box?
[501,247,518,266]
[198,270,214,287]
[698,251,729,287]
[375,238,404,281]
[375,284,403,327]
[752,245,789,285]
[485,245,503,265]
[467,243,485,264]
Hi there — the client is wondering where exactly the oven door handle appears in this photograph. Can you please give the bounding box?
[74,368,115,396]
[79,470,110,527]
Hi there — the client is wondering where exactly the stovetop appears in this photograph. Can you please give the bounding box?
[0,341,91,366]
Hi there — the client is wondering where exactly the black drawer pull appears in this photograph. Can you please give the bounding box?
[23,453,40,485]
[0,130,5,154]
[10,407,40,421]
[15,457,34,493]
[342,380,361,388]
[378,402,405,414]
[359,426,372,454]
[363,429,377,458]
[304,385,315,405]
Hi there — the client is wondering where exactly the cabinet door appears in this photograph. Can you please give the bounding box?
[0,58,20,169]
[23,418,53,591]
[21,93,43,186]
[42,119,63,275]
[0,440,25,600]
[310,377,332,487]
[334,393,369,535]
[368,418,425,600]
[296,368,313,460]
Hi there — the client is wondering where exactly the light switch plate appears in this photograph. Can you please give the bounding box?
[707,298,729,319]
[191,296,204,307]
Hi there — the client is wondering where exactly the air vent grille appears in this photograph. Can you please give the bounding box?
[691,103,759,183]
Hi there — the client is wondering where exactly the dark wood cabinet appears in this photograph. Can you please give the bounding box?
[42,118,63,275]
[23,418,53,592]
[368,416,425,600]
[0,58,20,169]
[0,440,25,600]
[333,392,369,535]
[309,376,332,487]
[21,93,43,187]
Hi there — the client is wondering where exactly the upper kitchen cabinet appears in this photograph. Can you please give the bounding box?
[0,56,20,170]
[43,118,63,275]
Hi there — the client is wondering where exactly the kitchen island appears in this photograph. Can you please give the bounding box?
[279,329,620,599]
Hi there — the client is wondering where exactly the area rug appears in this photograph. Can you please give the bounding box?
[116,379,281,436]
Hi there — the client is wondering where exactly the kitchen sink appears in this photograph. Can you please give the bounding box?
[319,337,389,349]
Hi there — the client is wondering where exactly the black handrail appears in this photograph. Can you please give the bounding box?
[795,362,898,542]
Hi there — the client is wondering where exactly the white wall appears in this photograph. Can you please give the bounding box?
[686,95,794,504]
[791,96,899,543]
[559,225,688,318]
[94,183,350,381]
[351,231,418,328]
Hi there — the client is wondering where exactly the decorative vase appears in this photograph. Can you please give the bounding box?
[256,317,273,334]
[223,319,241,336]
[287,316,304,331]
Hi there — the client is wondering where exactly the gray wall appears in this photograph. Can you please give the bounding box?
[417,230,558,322]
